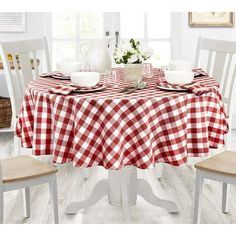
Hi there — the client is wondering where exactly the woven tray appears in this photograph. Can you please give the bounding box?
[0,97,12,128]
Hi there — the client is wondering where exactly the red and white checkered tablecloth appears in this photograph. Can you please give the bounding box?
[16,68,229,170]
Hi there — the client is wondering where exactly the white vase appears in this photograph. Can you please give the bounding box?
[124,64,142,82]
[87,38,112,73]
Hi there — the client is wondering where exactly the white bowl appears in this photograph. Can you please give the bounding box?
[56,61,80,75]
[70,72,100,87]
[165,70,194,85]
[169,60,193,71]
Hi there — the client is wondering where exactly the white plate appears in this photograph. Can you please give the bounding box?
[156,84,188,92]
[74,83,106,93]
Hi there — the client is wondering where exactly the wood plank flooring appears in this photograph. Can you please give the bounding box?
[1,131,236,224]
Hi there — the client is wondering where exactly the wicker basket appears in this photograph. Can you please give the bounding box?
[0,96,12,128]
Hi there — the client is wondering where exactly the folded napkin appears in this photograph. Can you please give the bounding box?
[183,82,212,95]
[193,68,208,78]
[40,71,65,78]
[49,83,104,95]
[157,81,212,96]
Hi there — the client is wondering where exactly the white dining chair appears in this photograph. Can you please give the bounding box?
[0,37,90,181]
[193,151,236,224]
[194,37,236,125]
[0,155,58,223]
[155,37,236,178]
[193,37,236,223]
[0,37,51,156]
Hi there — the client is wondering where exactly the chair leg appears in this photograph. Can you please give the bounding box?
[13,134,21,156]
[82,168,90,180]
[154,163,163,179]
[23,187,30,218]
[0,187,3,224]
[49,174,59,224]
[193,171,204,224]
[222,183,229,214]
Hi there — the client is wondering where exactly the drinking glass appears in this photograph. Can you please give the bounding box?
[104,70,120,88]
[80,65,94,72]
[142,63,153,78]
[159,65,171,80]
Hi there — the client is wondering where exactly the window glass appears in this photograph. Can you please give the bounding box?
[79,13,103,38]
[52,13,76,39]
[52,41,76,69]
[147,12,171,38]
[120,12,144,38]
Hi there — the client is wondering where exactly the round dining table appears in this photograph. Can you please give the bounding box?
[16,68,229,222]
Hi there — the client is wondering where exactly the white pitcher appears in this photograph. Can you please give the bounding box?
[87,38,112,73]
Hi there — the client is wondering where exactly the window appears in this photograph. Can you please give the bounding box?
[119,12,171,67]
[51,12,104,69]
[47,12,171,69]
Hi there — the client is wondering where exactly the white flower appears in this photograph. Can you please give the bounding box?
[120,41,133,52]
[128,54,139,63]
[139,45,153,58]
[113,39,154,64]
[114,48,124,60]
[137,54,144,62]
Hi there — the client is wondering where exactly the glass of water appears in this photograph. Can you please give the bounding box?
[159,65,171,80]
[142,63,153,78]
[104,70,120,88]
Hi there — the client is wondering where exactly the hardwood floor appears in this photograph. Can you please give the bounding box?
[1,131,236,224]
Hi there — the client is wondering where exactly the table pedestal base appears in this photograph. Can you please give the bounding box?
[66,167,178,222]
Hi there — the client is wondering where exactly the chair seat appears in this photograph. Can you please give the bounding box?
[195,151,236,177]
[1,155,58,183]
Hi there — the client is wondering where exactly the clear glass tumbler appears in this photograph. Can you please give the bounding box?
[142,63,153,78]
[104,70,120,88]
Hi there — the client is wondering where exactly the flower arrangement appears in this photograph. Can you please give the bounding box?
[113,39,153,64]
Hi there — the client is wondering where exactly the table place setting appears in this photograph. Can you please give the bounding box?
[156,80,213,95]
[49,82,106,95]
[156,68,213,95]
[48,72,107,95]
[155,60,215,95]
[40,58,121,95]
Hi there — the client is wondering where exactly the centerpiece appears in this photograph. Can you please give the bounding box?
[113,38,153,82]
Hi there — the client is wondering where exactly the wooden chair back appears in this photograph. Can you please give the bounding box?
[0,37,51,120]
[194,37,236,118]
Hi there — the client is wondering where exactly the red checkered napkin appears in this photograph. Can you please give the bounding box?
[193,68,208,77]
[49,83,104,95]
[157,81,212,96]
[184,82,212,95]
[40,71,64,78]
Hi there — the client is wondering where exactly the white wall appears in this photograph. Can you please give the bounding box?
[0,12,44,97]
[176,12,236,61]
